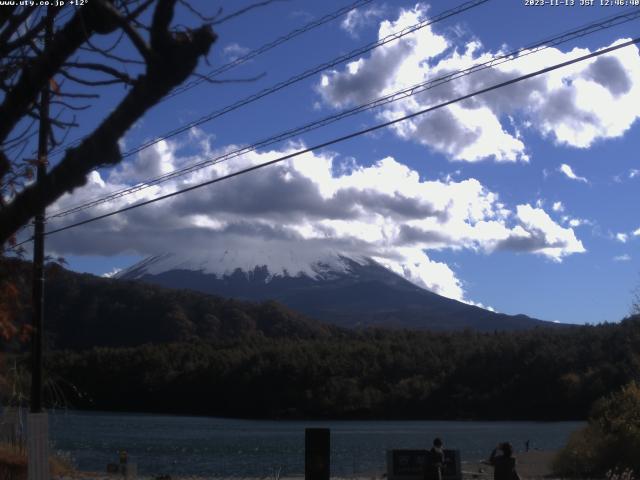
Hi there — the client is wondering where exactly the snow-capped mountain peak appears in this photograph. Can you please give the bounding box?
[115,248,552,332]
[116,248,372,283]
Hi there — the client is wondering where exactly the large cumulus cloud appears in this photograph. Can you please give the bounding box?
[45,137,584,303]
[317,4,640,162]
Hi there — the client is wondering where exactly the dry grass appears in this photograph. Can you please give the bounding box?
[0,442,76,478]
[0,442,26,467]
[0,442,27,480]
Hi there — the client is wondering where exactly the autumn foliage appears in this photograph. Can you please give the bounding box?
[0,258,32,342]
[553,382,640,477]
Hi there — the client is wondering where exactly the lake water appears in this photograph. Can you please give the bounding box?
[48,411,583,477]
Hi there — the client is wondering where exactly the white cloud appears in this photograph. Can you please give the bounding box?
[496,204,586,261]
[109,139,177,184]
[102,267,122,278]
[633,227,640,237]
[616,233,628,243]
[317,6,640,162]
[46,139,585,304]
[613,168,639,183]
[559,164,588,183]
[440,169,461,183]
[466,300,497,313]
[566,217,592,228]
[222,43,250,61]
[372,248,463,299]
[320,4,449,108]
[340,5,386,38]
[613,254,631,262]
[552,201,564,212]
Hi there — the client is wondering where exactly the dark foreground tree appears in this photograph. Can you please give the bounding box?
[0,0,220,245]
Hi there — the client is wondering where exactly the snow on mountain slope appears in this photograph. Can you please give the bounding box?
[116,249,555,331]
[117,249,372,283]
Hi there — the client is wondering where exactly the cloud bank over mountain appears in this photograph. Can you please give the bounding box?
[46,3,640,310]
[47,134,584,304]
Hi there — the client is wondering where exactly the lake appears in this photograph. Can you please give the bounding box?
[48,411,583,477]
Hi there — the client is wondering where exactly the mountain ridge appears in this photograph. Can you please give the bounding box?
[118,251,557,331]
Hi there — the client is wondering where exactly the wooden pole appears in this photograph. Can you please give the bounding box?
[28,8,52,480]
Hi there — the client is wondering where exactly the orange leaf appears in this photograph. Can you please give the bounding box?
[49,77,60,96]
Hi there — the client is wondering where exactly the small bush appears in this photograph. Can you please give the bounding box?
[552,424,603,477]
[553,382,640,477]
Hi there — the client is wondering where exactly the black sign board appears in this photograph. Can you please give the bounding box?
[305,428,330,480]
[393,449,428,476]
[387,449,461,480]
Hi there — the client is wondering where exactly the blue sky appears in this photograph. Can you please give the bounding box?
[33,0,640,325]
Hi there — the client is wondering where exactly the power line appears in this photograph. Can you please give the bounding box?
[166,0,374,100]
[15,35,636,246]
[47,0,374,157]
[121,0,489,158]
[45,0,489,218]
[46,7,640,220]
[48,0,490,162]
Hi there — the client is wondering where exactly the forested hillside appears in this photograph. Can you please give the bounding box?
[47,316,640,420]
[2,258,339,350]
[4,257,639,420]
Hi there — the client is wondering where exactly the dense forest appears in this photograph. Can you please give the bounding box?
[43,316,640,420]
[3,257,639,420]
[2,258,341,350]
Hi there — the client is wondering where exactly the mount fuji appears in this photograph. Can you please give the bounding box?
[116,249,554,331]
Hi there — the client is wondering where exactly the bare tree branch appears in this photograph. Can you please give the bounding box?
[2,118,38,150]
[0,2,122,142]
[0,6,17,31]
[59,69,130,87]
[54,91,100,99]
[127,0,157,21]
[94,0,154,63]
[78,45,145,65]
[193,71,266,84]
[0,151,9,181]
[0,7,36,50]
[0,0,217,243]
[150,0,177,49]
[50,100,91,111]
[64,62,135,85]
[0,9,61,57]
[26,111,78,129]
[212,0,289,25]
[178,0,219,23]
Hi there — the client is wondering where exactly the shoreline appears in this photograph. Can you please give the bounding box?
[462,450,556,479]
[49,408,587,423]
[57,450,558,480]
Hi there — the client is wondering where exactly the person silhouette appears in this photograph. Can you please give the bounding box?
[488,442,518,480]
[425,437,445,480]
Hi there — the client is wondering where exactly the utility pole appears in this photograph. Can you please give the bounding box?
[28,8,52,480]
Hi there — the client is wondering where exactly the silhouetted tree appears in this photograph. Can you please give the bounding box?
[0,0,221,245]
